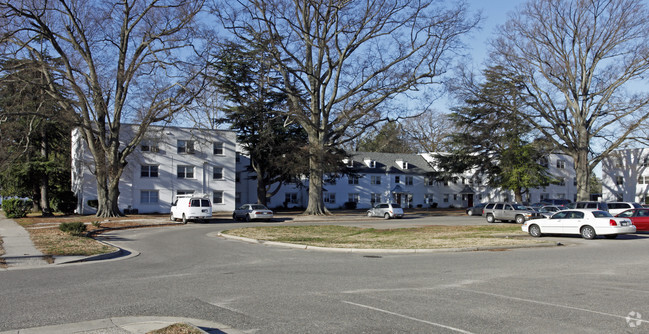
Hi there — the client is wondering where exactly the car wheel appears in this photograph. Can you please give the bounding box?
[604,234,618,239]
[384,213,391,220]
[232,213,238,221]
[515,215,525,224]
[529,224,542,237]
[367,211,373,217]
[486,214,495,223]
[467,210,473,216]
[182,213,187,224]
[580,225,596,239]
[245,214,251,222]
[170,213,175,222]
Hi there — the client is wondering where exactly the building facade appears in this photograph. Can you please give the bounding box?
[252,151,578,210]
[72,125,237,214]
[602,148,649,204]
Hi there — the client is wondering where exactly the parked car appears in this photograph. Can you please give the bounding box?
[367,203,404,219]
[522,209,636,239]
[607,202,643,215]
[615,208,649,232]
[233,204,274,222]
[483,202,543,224]
[540,198,572,206]
[170,194,212,224]
[537,205,562,218]
[466,203,487,216]
[565,201,609,211]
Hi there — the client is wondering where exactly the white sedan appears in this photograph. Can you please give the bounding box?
[522,209,636,239]
[233,204,274,222]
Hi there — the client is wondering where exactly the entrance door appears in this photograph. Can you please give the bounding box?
[467,194,474,208]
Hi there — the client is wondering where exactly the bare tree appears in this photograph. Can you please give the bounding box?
[402,110,454,153]
[216,0,479,215]
[492,0,649,201]
[1,0,208,217]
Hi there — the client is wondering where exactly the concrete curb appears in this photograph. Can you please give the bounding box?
[216,232,559,253]
[54,238,140,265]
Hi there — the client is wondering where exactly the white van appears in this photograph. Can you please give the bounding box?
[170,194,212,223]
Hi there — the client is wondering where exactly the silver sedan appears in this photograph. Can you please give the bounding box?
[233,204,274,222]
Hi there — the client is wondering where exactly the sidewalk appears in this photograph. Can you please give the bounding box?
[0,214,49,268]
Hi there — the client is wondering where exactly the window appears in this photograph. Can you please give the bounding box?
[371,176,381,185]
[141,141,159,153]
[639,176,649,184]
[395,176,401,184]
[236,172,241,183]
[177,165,194,179]
[370,193,381,204]
[539,157,549,167]
[557,160,565,169]
[213,142,224,155]
[616,176,624,185]
[140,190,159,204]
[615,156,624,167]
[558,178,565,186]
[348,193,360,203]
[324,192,336,203]
[176,190,194,196]
[177,140,195,154]
[213,191,224,204]
[348,176,359,184]
[643,156,649,168]
[213,167,224,180]
[425,177,434,186]
[140,165,159,178]
[443,194,449,203]
[285,193,298,204]
[405,176,413,185]
[425,194,434,204]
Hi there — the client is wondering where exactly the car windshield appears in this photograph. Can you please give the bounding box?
[513,204,527,210]
[592,211,612,218]
[250,204,268,210]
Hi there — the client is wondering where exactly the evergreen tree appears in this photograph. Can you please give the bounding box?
[439,66,553,202]
[211,40,308,206]
[0,59,72,215]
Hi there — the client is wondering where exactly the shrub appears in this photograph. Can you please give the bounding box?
[343,201,357,210]
[3,198,32,218]
[50,191,77,215]
[59,222,87,236]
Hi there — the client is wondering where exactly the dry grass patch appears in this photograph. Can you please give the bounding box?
[28,228,116,256]
[147,323,204,334]
[224,225,550,249]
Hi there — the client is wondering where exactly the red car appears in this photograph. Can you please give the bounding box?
[615,209,649,231]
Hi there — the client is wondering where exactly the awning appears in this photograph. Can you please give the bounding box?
[459,185,476,194]
[391,184,405,193]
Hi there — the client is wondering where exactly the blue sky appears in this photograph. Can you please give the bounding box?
[464,0,523,67]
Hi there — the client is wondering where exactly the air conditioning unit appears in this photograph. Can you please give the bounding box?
[150,146,160,153]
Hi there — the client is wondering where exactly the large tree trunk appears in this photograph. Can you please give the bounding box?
[303,133,329,215]
[514,188,524,203]
[574,144,591,202]
[40,126,53,216]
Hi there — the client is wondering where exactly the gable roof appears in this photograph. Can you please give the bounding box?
[347,152,436,175]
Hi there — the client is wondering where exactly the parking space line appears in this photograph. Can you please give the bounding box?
[459,288,649,325]
[342,300,476,334]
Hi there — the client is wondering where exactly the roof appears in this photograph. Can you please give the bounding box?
[347,152,436,175]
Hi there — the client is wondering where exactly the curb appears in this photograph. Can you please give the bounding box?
[55,238,140,265]
[216,232,559,253]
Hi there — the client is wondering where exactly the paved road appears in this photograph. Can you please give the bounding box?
[1,216,648,333]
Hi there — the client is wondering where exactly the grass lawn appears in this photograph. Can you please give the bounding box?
[14,213,172,257]
[223,225,552,249]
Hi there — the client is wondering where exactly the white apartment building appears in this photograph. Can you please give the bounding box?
[256,151,577,210]
[72,125,237,214]
[602,148,649,204]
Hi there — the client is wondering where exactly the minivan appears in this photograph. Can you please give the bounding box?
[607,202,643,215]
[170,194,212,223]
